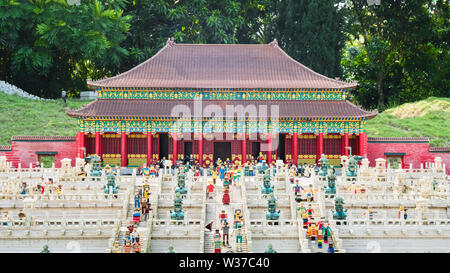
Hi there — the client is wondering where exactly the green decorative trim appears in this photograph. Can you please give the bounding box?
[384,153,406,156]
[78,117,364,134]
[35,151,58,155]
[97,87,349,101]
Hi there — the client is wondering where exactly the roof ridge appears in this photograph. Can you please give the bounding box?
[272,45,357,89]
[88,42,172,88]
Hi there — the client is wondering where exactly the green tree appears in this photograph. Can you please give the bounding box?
[265,0,347,78]
[0,0,131,98]
[342,0,448,110]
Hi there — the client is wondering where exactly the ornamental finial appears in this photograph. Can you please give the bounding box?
[269,39,278,47]
[166,37,176,47]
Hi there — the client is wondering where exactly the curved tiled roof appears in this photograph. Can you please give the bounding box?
[12,136,76,141]
[0,145,11,151]
[368,137,430,142]
[66,99,377,119]
[429,147,450,152]
[88,39,357,90]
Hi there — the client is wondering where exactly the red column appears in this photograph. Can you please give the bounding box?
[343,132,349,156]
[317,132,324,163]
[95,131,101,157]
[241,133,247,164]
[359,132,367,157]
[292,133,298,165]
[78,131,85,158]
[198,133,204,166]
[267,133,272,164]
[121,132,127,167]
[172,134,178,165]
[147,132,153,165]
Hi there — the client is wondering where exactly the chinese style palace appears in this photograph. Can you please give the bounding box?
[67,39,377,167]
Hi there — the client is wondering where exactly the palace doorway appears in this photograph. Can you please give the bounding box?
[214,142,231,163]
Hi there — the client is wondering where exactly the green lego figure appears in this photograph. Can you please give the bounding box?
[265,244,277,253]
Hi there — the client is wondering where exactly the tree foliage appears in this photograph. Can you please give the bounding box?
[265,0,347,78]
[342,0,449,110]
[0,0,448,108]
[0,0,131,98]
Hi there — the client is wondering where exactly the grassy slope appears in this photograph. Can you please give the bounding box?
[365,97,450,147]
[0,92,448,147]
[0,92,92,145]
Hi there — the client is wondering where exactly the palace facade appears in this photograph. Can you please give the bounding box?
[67,39,377,167]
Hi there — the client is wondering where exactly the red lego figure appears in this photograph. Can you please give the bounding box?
[219,210,227,223]
[222,189,230,205]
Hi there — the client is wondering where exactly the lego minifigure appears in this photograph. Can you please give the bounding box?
[213,234,222,253]
[302,212,309,229]
[327,243,335,253]
[222,189,230,205]
[307,204,314,218]
[133,238,141,253]
[219,210,227,223]
[167,246,176,253]
[1,212,9,226]
[321,223,332,244]
[317,229,324,249]
[132,208,141,223]
[235,227,243,245]
[222,221,230,246]
[225,246,234,253]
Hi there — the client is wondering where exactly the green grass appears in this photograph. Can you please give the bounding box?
[0,92,448,147]
[0,92,92,145]
[366,97,450,147]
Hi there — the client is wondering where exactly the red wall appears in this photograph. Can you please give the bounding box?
[0,140,76,168]
[1,136,448,174]
[367,142,450,174]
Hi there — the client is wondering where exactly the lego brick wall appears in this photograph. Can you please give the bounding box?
[0,140,76,168]
[367,142,450,174]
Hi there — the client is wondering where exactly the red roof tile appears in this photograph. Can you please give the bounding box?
[368,137,429,142]
[66,99,376,119]
[88,40,357,90]
[0,145,11,151]
[12,136,76,141]
[429,147,450,152]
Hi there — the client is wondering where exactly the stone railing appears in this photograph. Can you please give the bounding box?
[145,175,162,253]
[199,171,207,253]
[105,210,123,253]
[330,218,450,228]
[246,193,290,208]
[241,175,253,253]
[0,216,119,239]
[0,192,127,201]
[150,219,202,238]
[158,193,203,207]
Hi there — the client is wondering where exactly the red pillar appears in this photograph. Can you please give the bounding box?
[95,131,101,157]
[147,132,153,165]
[267,133,272,164]
[292,133,298,165]
[172,134,178,165]
[359,132,367,157]
[241,133,247,164]
[121,132,127,167]
[78,131,85,158]
[317,132,324,163]
[198,133,204,166]
[343,133,349,156]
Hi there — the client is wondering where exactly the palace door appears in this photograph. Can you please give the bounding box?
[214,142,231,163]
